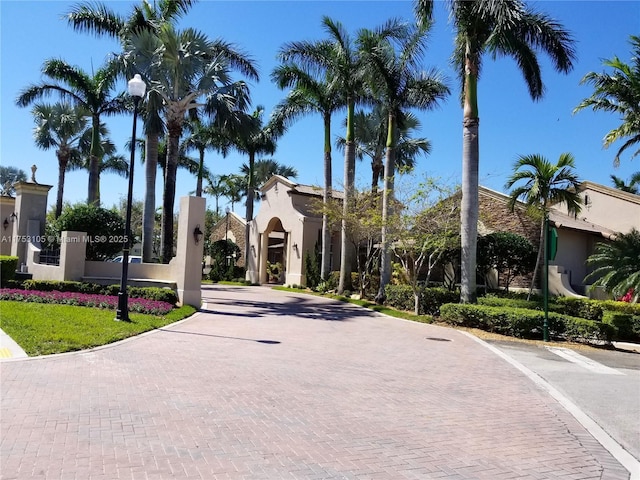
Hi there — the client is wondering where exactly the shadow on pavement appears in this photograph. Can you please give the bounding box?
[159,328,281,345]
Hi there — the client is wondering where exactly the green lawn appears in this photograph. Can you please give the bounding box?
[0,301,196,356]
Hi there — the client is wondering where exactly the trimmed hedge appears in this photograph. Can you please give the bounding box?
[439,303,616,343]
[384,285,459,315]
[21,280,178,305]
[602,311,640,342]
[0,255,18,286]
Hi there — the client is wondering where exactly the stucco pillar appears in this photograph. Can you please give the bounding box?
[246,218,260,284]
[11,181,52,268]
[0,196,16,256]
[172,196,205,307]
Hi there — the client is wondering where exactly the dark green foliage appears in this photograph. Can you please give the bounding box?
[51,204,125,260]
[554,297,603,321]
[477,232,536,290]
[384,284,459,316]
[439,304,615,343]
[208,239,241,282]
[602,311,640,342]
[20,280,177,305]
[0,256,18,286]
[304,242,321,288]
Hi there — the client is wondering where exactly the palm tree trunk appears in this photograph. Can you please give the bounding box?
[338,99,356,294]
[376,112,397,304]
[196,148,204,197]
[321,114,332,280]
[528,218,546,300]
[162,126,180,263]
[55,153,68,219]
[87,114,101,205]
[142,133,158,263]
[244,151,256,276]
[460,48,479,304]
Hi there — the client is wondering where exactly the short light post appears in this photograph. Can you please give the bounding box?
[116,74,146,322]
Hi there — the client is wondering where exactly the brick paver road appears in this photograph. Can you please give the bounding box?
[0,285,630,479]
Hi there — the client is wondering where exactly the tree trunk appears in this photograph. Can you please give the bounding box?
[87,114,102,205]
[162,124,181,263]
[244,151,256,273]
[196,148,204,197]
[55,152,68,219]
[460,47,479,304]
[414,291,420,316]
[321,114,332,280]
[528,218,545,300]
[142,132,158,263]
[376,112,397,304]
[338,99,356,294]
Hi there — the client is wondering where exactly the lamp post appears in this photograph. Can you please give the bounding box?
[225,207,230,266]
[116,74,146,322]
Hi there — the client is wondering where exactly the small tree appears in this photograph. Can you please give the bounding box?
[477,232,537,291]
[52,204,125,260]
[208,239,241,282]
[391,179,459,315]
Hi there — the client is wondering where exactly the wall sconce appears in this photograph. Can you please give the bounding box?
[193,225,203,245]
[292,242,298,251]
[251,245,256,256]
[3,219,8,230]
[10,212,17,222]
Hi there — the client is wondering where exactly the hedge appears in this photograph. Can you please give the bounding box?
[21,280,178,305]
[439,303,616,343]
[384,284,459,315]
[0,256,18,286]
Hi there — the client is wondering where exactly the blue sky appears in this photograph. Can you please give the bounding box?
[1,0,639,214]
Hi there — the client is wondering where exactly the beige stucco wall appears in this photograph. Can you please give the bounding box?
[0,196,16,256]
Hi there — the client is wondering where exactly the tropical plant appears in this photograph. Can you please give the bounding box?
[0,167,27,196]
[585,229,640,303]
[182,117,226,196]
[610,172,640,194]
[337,107,432,191]
[272,44,343,280]
[415,0,576,303]
[357,21,450,303]
[122,24,257,263]
[477,231,537,291]
[505,153,582,299]
[239,159,298,196]
[16,58,126,205]
[226,107,281,269]
[31,102,88,217]
[66,0,197,261]
[574,35,640,166]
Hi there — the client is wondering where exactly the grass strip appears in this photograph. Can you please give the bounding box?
[0,301,196,356]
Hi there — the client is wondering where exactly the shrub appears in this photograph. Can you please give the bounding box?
[602,311,640,342]
[208,239,241,282]
[384,284,459,315]
[52,204,125,260]
[304,243,321,288]
[439,303,615,343]
[478,295,542,311]
[0,255,18,286]
[554,297,603,321]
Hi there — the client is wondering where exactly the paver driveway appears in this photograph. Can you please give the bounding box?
[0,285,630,479]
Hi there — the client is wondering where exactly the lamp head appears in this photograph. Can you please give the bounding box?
[128,74,146,98]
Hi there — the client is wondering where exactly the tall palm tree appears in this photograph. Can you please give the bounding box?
[272,57,342,280]
[31,102,88,218]
[182,117,229,196]
[16,58,127,205]
[610,172,640,195]
[337,107,432,191]
[358,21,450,303]
[124,24,257,262]
[240,158,298,197]
[574,35,640,166]
[505,153,582,299]
[415,0,576,303]
[585,228,640,303]
[67,0,197,262]
[227,107,281,269]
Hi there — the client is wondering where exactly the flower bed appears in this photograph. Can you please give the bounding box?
[0,289,173,316]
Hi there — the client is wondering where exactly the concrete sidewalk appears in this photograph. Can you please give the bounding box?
[0,285,634,479]
[0,327,27,360]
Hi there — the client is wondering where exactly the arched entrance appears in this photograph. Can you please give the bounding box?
[260,217,288,284]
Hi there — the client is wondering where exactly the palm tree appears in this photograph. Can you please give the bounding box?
[124,24,257,262]
[574,35,640,166]
[182,117,229,197]
[31,102,88,218]
[278,17,369,293]
[67,0,197,262]
[16,58,126,205]
[337,107,432,191]
[240,158,298,199]
[272,55,343,281]
[415,0,576,303]
[358,21,450,303]
[610,173,640,195]
[505,153,582,299]
[585,228,640,302]
[227,107,281,269]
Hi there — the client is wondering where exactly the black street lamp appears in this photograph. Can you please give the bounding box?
[116,74,146,322]
[225,207,230,265]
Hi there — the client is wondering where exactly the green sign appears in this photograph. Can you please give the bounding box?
[547,227,558,261]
